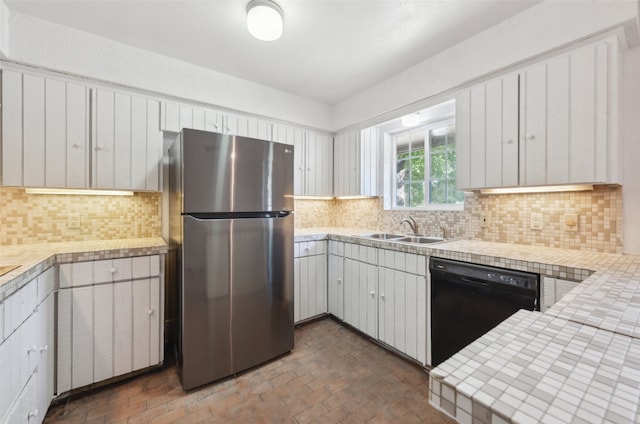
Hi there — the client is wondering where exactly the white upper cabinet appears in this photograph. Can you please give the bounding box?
[300,131,333,197]
[2,70,163,191]
[456,73,519,190]
[92,89,162,191]
[2,71,90,188]
[161,102,273,141]
[456,37,619,190]
[333,127,380,197]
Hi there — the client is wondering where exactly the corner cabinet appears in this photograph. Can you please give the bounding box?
[456,36,620,190]
[57,255,164,394]
[333,127,380,197]
[1,69,163,191]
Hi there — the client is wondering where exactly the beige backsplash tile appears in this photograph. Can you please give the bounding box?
[1,185,621,253]
[295,185,622,254]
[0,187,161,245]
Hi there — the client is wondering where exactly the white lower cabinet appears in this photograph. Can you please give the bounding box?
[0,267,55,424]
[343,243,379,339]
[327,241,345,320]
[57,255,163,394]
[293,241,327,323]
[378,250,427,365]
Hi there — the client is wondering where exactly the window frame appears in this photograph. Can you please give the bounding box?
[387,117,464,211]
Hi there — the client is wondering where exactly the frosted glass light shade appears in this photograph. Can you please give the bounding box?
[247,0,283,41]
[401,113,420,127]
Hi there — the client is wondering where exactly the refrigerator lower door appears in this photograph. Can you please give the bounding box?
[180,215,233,390]
[180,213,294,389]
[231,214,294,373]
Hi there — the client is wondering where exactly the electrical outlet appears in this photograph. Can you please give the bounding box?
[530,213,543,230]
[68,213,81,229]
[481,212,491,228]
[564,213,578,232]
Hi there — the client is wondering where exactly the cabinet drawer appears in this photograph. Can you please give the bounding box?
[59,255,160,287]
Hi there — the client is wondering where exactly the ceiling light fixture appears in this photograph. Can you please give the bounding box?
[247,0,284,41]
[401,113,420,127]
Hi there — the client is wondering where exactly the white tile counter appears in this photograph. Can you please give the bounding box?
[296,229,640,424]
[0,237,168,300]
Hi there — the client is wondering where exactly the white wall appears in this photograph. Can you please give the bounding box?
[0,1,9,57]
[622,46,640,255]
[7,13,333,132]
[333,0,639,130]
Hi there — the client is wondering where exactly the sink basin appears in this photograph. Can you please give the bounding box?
[363,233,404,240]
[397,236,445,244]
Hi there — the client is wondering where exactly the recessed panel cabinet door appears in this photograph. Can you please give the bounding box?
[23,74,46,187]
[93,89,116,189]
[66,83,90,188]
[328,254,344,320]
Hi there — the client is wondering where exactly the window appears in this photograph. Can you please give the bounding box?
[393,120,463,209]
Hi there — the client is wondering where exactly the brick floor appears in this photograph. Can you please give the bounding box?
[44,318,454,423]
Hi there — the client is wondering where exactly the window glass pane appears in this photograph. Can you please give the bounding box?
[409,152,425,180]
[429,180,447,204]
[396,159,410,182]
[430,153,447,179]
[408,182,425,208]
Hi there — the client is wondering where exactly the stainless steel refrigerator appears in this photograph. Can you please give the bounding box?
[169,128,294,390]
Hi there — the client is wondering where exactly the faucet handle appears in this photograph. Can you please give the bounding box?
[440,226,448,240]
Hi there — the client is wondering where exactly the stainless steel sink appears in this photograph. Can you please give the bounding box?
[397,236,445,244]
[363,233,404,240]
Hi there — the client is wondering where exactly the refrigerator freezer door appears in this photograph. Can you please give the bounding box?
[231,213,294,373]
[181,129,294,214]
[180,215,233,390]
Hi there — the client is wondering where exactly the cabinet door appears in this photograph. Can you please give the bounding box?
[305,132,333,196]
[360,127,380,197]
[23,74,46,187]
[93,89,117,189]
[293,132,306,196]
[66,82,91,188]
[132,278,161,370]
[37,294,55,418]
[328,254,344,320]
[364,263,378,338]
[2,70,24,186]
[114,281,133,375]
[343,258,359,328]
[485,75,519,188]
[94,284,114,382]
[204,109,224,133]
[378,267,395,347]
[333,130,359,197]
[312,254,327,318]
[393,270,406,353]
[71,286,94,389]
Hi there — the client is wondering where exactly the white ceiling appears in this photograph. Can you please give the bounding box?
[5,0,541,105]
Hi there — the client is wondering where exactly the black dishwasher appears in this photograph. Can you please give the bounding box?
[430,257,539,367]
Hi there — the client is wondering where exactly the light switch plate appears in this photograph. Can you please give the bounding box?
[564,213,578,232]
[530,213,543,230]
[481,212,491,228]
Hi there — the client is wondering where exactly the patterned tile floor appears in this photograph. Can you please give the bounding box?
[44,318,453,424]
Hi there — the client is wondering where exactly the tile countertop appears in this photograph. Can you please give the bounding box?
[0,237,168,300]
[295,228,640,424]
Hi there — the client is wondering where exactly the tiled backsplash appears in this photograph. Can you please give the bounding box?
[1,185,622,253]
[296,185,623,253]
[0,188,162,245]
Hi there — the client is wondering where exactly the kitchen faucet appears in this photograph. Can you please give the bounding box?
[401,216,419,236]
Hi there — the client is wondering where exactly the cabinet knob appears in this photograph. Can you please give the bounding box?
[27,345,37,354]
[72,143,82,148]
[337,279,341,284]
[110,267,117,274]
[380,293,385,299]
[95,144,106,151]
[148,309,154,316]
[370,291,375,296]
[40,345,48,353]
[214,124,219,129]
[504,139,514,145]
[28,409,38,419]
[526,134,535,140]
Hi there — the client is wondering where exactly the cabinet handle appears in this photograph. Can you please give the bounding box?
[28,409,38,419]
[110,267,117,274]
[525,134,535,140]
[148,309,154,316]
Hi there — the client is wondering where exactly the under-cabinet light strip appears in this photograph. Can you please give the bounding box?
[25,188,134,196]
